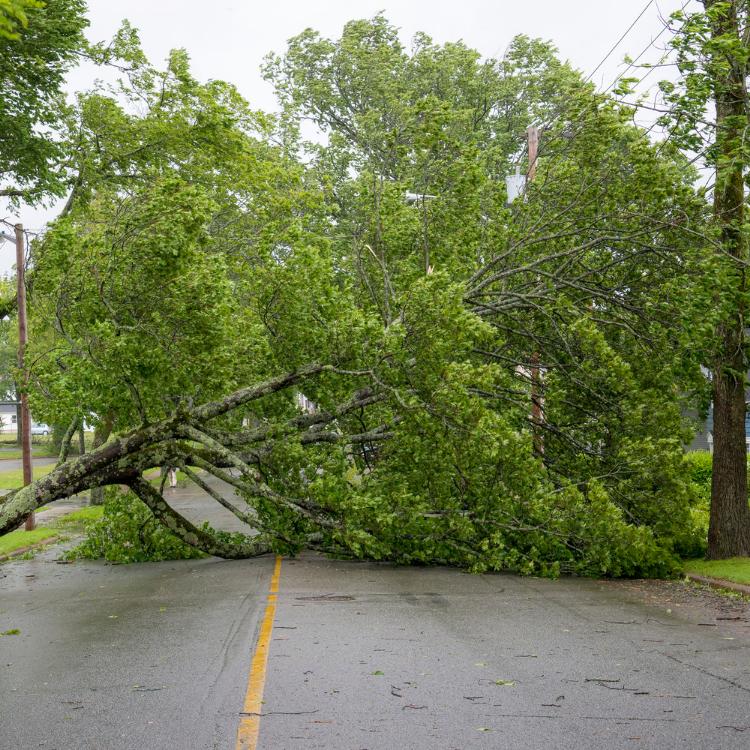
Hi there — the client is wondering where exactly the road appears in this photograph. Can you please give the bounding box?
[0,456,57,472]
[1,486,749,749]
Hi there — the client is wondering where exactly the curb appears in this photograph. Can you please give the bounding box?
[0,536,59,562]
[685,573,750,596]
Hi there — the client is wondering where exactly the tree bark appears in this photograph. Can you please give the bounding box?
[89,414,114,505]
[127,478,270,559]
[57,417,81,466]
[706,0,750,558]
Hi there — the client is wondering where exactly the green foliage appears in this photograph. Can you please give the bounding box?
[0,0,43,40]
[67,487,205,563]
[0,0,87,203]
[10,15,714,578]
[684,450,714,494]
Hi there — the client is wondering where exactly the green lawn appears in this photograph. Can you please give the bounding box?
[684,557,750,585]
[0,528,59,558]
[52,505,104,530]
[0,506,104,558]
[0,448,58,460]
[0,463,55,489]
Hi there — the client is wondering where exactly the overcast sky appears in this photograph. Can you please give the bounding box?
[0,0,694,274]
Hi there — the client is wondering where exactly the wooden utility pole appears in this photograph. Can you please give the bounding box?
[15,223,34,531]
[527,125,539,181]
[527,125,544,455]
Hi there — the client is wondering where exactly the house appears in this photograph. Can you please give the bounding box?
[689,401,750,453]
[0,401,18,434]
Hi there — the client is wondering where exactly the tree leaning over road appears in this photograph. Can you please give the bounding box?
[0,363,390,558]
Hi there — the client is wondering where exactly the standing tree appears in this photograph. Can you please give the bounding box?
[662,0,750,558]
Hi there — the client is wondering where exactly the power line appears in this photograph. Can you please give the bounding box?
[602,0,692,98]
[584,0,655,85]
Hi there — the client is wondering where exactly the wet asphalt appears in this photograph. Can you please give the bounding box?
[0,457,57,473]
[1,480,749,750]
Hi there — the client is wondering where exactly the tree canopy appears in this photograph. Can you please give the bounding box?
[0,11,741,574]
[0,0,87,204]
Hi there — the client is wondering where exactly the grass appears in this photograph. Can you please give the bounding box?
[0,505,104,559]
[0,527,60,557]
[0,447,58,460]
[0,463,55,489]
[684,557,750,585]
[52,505,104,531]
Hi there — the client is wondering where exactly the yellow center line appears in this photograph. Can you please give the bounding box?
[235,555,283,750]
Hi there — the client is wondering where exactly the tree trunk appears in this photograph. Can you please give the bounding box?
[14,381,21,447]
[709,367,750,557]
[706,0,750,559]
[89,415,113,505]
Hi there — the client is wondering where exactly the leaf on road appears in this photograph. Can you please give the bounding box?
[0,629,20,636]
[494,679,515,686]
[371,670,384,676]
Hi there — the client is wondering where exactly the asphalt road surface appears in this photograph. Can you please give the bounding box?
[0,456,58,472]
[1,487,749,749]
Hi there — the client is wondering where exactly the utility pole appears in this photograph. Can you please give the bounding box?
[15,223,34,531]
[527,125,543,456]
[527,125,539,181]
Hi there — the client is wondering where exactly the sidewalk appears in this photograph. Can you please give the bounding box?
[158,472,256,535]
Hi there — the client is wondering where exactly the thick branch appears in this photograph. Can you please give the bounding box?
[128,477,270,559]
[57,416,82,466]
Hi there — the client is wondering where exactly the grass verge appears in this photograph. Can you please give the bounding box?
[51,505,104,531]
[0,505,104,559]
[0,448,58,460]
[0,528,59,558]
[683,557,750,585]
[0,463,55,489]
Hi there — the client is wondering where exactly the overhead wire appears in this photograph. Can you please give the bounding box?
[498,1,698,259]
[525,0,693,183]
[584,0,655,85]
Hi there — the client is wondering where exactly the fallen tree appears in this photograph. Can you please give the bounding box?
[0,21,712,577]
[0,364,389,558]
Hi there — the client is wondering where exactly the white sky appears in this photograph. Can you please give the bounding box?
[0,0,694,274]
